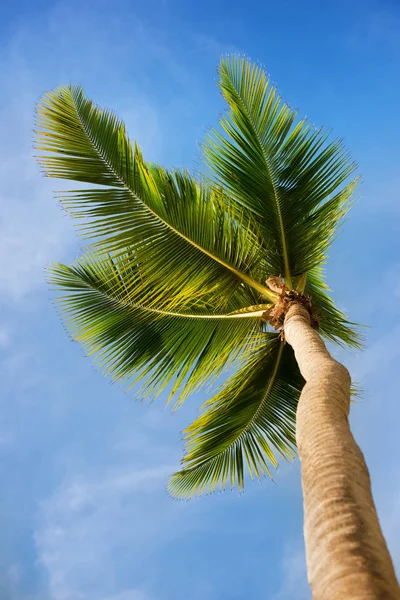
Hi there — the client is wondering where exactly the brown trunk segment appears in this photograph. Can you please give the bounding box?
[284,302,400,600]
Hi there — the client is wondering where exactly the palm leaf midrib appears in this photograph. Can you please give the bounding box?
[222,71,292,285]
[61,262,268,321]
[184,341,284,469]
[68,90,276,301]
[239,341,284,439]
[73,93,126,188]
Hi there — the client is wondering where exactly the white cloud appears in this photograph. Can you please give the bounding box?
[34,464,178,600]
[344,323,400,383]
[0,432,12,445]
[343,4,400,55]
[102,591,152,600]
[191,33,238,57]
[0,4,165,302]
[0,191,74,301]
[0,55,76,301]
[0,326,10,347]
[272,543,309,600]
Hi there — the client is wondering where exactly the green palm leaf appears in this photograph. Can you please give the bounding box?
[35,85,276,308]
[169,337,304,498]
[203,56,359,286]
[48,252,267,405]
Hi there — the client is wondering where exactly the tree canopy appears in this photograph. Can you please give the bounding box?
[36,56,360,498]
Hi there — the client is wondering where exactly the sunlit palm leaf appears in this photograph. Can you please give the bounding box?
[35,85,276,307]
[169,337,304,498]
[49,252,266,405]
[203,56,358,285]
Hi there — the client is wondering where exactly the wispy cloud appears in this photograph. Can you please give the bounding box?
[272,542,309,600]
[0,326,10,347]
[34,465,177,600]
[344,4,400,54]
[102,591,153,600]
[0,47,75,300]
[0,2,168,302]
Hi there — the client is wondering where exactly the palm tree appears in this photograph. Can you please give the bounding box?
[36,57,400,599]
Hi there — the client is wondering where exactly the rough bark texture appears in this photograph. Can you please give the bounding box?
[284,302,400,600]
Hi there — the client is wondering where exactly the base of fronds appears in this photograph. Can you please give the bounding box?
[263,276,319,339]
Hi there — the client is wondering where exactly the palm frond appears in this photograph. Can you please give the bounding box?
[203,56,358,285]
[48,252,266,405]
[35,85,277,306]
[169,336,304,498]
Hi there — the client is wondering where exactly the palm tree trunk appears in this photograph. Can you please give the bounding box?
[284,302,400,600]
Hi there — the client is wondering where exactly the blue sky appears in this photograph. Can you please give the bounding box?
[1,0,400,598]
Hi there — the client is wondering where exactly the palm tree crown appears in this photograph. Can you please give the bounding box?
[36,56,360,499]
